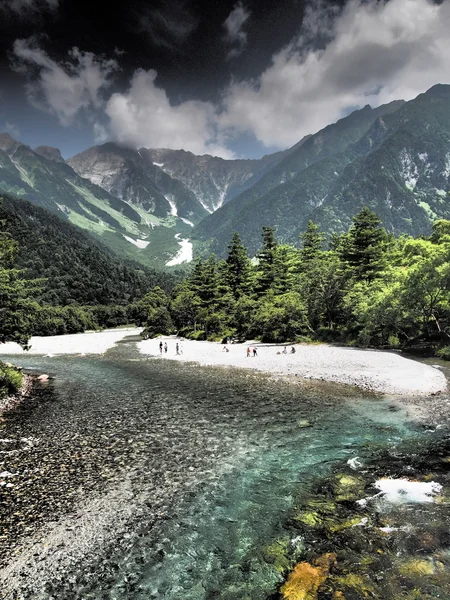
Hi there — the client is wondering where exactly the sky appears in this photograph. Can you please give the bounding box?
[0,0,450,159]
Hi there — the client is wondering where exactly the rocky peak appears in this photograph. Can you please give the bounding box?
[0,133,22,156]
[34,145,65,163]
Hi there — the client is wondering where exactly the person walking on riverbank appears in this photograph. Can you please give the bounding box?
[176,342,180,355]
[253,347,258,357]
[164,342,168,354]
[247,347,251,357]
[159,341,163,354]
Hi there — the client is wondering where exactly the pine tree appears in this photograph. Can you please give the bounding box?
[340,207,387,281]
[300,221,325,263]
[256,226,278,294]
[225,232,252,298]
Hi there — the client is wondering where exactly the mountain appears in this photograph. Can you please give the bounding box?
[142,142,305,213]
[194,88,450,255]
[2,84,450,267]
[34,145,66,163]
[67,143,207,223]
[0,135,199,268]
[0,192,179,306]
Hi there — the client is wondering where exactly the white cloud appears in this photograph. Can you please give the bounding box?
[105,69,234,158]
[220,0,450,148]
[11,0,450,157]
[1,0,58,17]
[223,2,251,58]
[93,122,109,143]
[4,121,20,138]
[12,39,118,126]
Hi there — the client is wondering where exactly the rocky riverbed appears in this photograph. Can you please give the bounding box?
[0,332,449,599]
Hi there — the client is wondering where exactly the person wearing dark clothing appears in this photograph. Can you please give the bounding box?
[253,347,258,357]
[159,341,163,354]
[164,342,168,354]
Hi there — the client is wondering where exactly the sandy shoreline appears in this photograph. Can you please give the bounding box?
[138,338,448,397]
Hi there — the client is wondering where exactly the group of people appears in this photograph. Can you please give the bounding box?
[281,346,296,354]
[159,341,183,355]
[247,346,258,357]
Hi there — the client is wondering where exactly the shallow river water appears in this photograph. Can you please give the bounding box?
[1,338,449,599]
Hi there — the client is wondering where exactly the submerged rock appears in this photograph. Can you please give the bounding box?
[333,474,365,502]
[262,537,293,574]
[280,553,336,600]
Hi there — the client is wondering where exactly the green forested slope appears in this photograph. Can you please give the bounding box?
[194,100,405,253]
[194,86,450,257]
[0,135,196,268]
[0,193,179,307]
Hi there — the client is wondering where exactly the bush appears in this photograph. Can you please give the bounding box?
[0,363,24,396]
[436,346,450,361]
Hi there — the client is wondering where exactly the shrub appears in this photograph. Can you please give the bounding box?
[0,363,24,396]
[436,346,450,361]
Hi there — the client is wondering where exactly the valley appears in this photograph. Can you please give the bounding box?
[0,84,449,269]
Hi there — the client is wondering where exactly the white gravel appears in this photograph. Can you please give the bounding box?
[0,328,141,356]
[138,339,447,397]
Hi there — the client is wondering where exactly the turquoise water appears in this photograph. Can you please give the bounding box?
[0,340,438,599]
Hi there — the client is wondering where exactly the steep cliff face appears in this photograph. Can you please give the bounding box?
[141,145,299,213]
[0,135,196,268]
[193,89,450,255]
[68,143,207,223]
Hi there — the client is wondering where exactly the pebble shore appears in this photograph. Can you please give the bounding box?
[138,338,448,397]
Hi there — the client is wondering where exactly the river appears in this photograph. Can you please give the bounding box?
[1,335,449,599]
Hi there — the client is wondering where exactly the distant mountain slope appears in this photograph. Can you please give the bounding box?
[194,100,405,253]
[142,141,305,212]
[194,88,450,255]
[0,135,196,268]
[67,143,207,223]
[0,193,179,306]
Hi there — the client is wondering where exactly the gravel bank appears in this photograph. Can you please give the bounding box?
[0,328,141,355]
[138,338,448,397]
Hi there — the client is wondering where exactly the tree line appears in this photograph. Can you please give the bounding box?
[1,205,449,364]
[140,208,450,359]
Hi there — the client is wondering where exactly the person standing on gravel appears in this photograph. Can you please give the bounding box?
[164,342,168,354]
[159,341,163,354]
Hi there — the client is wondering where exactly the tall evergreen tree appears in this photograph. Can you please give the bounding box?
[225,232,252,298]
[256,226,278,294]
[340,207,387,281]
[300,221,325,263]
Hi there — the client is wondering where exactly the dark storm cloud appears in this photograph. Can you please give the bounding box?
[3,0,450,158]
[136,0,199,50]
[0,0,58,18]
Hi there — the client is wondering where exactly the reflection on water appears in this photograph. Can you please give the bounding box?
[0,340,448,599]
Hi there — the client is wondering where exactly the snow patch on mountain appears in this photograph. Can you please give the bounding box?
[166,195,178,216]
[166,233,193,266]
[400,149,419,189]
[180,217,194,227]
[153,162,164,167]
[123,235,150,249]
[443,153,450,178]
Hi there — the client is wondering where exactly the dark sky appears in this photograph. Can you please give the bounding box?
[0,0,449,158]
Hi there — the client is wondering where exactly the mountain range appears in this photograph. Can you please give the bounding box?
[1,84,450,266]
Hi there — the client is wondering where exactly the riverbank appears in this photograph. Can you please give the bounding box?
[1,329,446,398]
[138,338,447,397]
[0,327,141,355]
